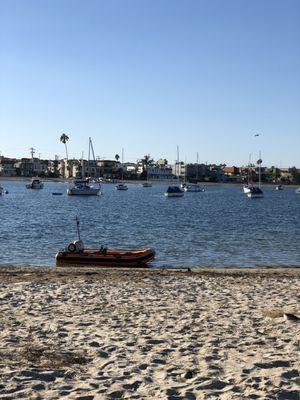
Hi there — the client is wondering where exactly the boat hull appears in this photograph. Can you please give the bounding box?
[115,184,128,190]
[247,192,264,198]
[26,184,44,189]
[164,192,184,197]
[67,188,100,196]
[243,185,252,194]
[56,248,155,267]
[184,185,204,192]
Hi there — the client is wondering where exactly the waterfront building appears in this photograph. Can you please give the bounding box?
[147,166,173,180]
[0,157,17,176]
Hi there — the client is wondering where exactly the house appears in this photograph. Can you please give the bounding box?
[97,160,121,178]
[147,166,173,180]
[0,158,17,176]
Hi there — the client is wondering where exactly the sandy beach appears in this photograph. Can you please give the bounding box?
[0,267,299,399]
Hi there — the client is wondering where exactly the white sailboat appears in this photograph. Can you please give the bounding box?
[247,152,263,198]
[116,148,128,190]
[67,138,101,196]
[0,185,7,195]
[243,154,253,194]
[142,168,152,187]
[26,177,44,189]
[184,183,205,192]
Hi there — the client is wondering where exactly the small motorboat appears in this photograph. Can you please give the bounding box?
[55,218,155,267]
[0,185,8,195]
[142,182,152,187]
[184,183,205,192]
[164,186,184,197]
[296,188,300,194]
[275,184,284,190]
[115,183,128,190]
[26,177,44,189]
[52,192,63,196]
[67,179,100,196]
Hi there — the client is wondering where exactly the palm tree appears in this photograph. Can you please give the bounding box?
[60,133,70,177]
[60,133,69,160]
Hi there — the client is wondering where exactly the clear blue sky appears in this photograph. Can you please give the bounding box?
[0,0,299,166]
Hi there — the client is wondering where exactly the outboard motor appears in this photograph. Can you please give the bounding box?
[67,240,84,253]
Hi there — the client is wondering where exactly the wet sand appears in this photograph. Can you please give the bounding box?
[0,267,299,399]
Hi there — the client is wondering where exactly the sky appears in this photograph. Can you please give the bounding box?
[0,0,299,167]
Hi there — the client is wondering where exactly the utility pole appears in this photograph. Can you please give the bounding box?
[29,147,35,160]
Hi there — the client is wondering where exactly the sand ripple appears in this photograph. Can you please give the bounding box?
[0,268,299,399]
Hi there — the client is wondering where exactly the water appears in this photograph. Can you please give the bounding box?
[0,180,300,268]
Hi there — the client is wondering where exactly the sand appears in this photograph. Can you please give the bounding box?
[0,267,299,399]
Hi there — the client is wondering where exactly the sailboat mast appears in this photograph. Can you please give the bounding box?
[89,137,99,181]
[121,148,124,181]
[247,153,252,184]
[258,150,261,189]
[88,137,91,178]
[177,145,180,179]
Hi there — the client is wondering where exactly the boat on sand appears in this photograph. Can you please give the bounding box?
[56,245,155,267]
[56,218,155,267]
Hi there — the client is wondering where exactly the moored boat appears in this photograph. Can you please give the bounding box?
[275,184,284,190]
[116,183,128,190]
[296,188,300,194]
[247,186,263,198]
[67,179,100,196]
[245,151,263,199]
[0,185,8,195]
[164,186,184,197]
[243,184,253,194]
[142,182,152,187]
[184,183,205,192]
[26,177,44,189]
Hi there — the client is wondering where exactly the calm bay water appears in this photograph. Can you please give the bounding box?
[0,180,300,268]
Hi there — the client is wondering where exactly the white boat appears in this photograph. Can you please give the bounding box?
[184,183,205,192]
[247,152,263,198]
[142,182,152,187]
[275,184,284,190]
[246,186,264,198]
[296,188,300,194]
[115,183,128,190]
[67,138,101,196]
[243,154,253,194]
[243,184,253,194]
[0,185,7,195]
[67,179,100,196]
[26,177,44,189]
[165,186,184,197]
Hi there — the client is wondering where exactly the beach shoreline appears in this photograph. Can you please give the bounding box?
[0,267,299,399]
